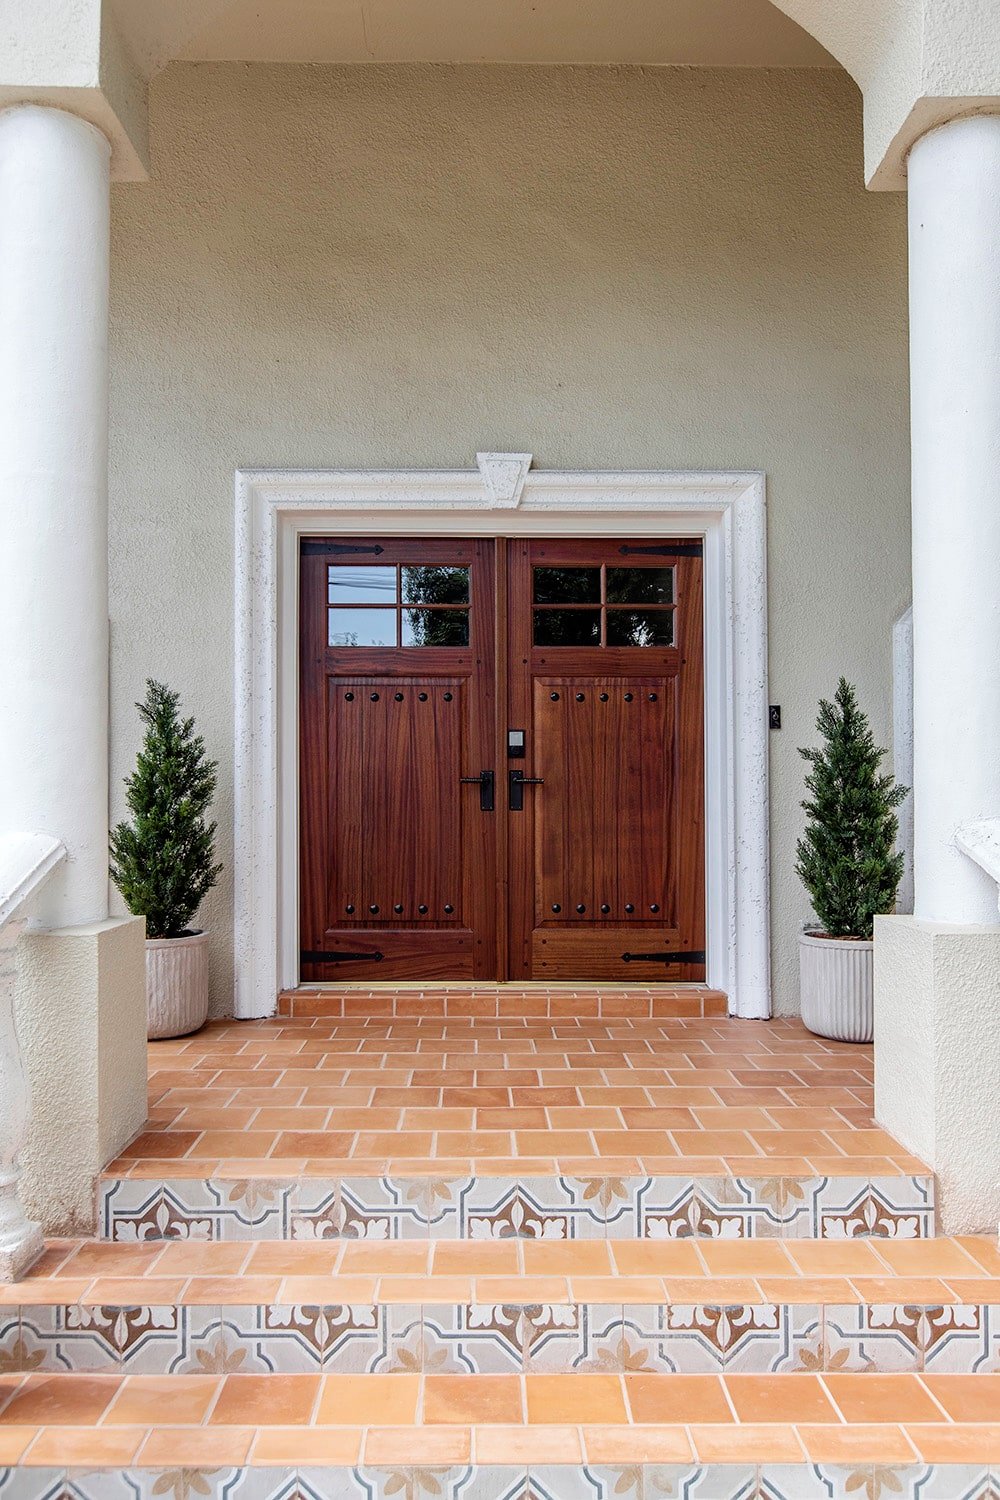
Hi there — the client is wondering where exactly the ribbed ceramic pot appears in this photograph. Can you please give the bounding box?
[798,929,873,1043]
[145,930,209,1040]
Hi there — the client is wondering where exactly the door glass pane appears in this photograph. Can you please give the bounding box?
[401,565,469,604]
[328,566,397,604]
[533,567,601,604]
[606,567,674,605]
[402,609,470,647]
[606,609,674,647]
[533,609,601,646]
[328,607,397,647]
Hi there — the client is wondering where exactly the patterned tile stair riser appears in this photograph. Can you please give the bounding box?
[98,1174,936,1243]
[2,1465,1000,1499]
[5,1301,1000,1377]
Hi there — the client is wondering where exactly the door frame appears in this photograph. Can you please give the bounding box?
[234,458,769,1019]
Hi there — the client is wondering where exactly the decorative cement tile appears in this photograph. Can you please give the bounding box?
[127,1470,289,1500]
[757,1468,860,1500]
[530,1305,622,1374]
[340,1177,465,1240]
[368,1305,424,1374]
[634,1178,789,1241]
[623,1301,821,1376]
[289,1179,341,1241]
[0,1311,24,1371]
[811,1177,935,1241]
[913,1305,994,1374]
[172,1306,263,1375]
[0,1475,65,1500]
[15,1303,183,1374]
[823,1303,925,1374]
[460,1178,605,1241]
[905,1469,996,1499]
[867,1177,936,1240]
[420,1304,526,1374]
[623,1303,725,1374]
[581,1467,758,1499]
[63,1473,142,1500]
[340,1467,512,1500]
[102,1179,293,1242]
[216,1302,392,1374]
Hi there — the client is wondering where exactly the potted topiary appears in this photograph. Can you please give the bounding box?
[110,681,223,1039]
[796,678,907,1043]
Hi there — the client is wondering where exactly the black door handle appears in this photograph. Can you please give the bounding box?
[460,769,495,812]
[508,769,544,811]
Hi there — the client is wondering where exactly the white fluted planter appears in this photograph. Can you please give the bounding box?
[145,931,209,1039]
[799,930,873,1043]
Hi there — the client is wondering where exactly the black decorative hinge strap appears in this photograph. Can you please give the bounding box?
[301,541,385,556]
[622,950,706,964]
[301,949,385,963]
[618,542,703,558]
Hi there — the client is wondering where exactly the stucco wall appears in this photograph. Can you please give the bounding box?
[15,916,147,1234]
[108,63,910,1017]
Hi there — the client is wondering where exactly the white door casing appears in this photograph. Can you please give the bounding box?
[234,458,769,1018]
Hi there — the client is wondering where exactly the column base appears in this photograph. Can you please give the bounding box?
[0,1204,44,1281]
[14,916,147,1235]
[874,914,1000,1234]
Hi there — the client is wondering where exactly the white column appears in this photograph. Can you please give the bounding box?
[0,105,112,928]
[908,115,1000,923]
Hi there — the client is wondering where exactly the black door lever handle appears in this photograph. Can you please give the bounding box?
[460,769,495,812]
[508,769,544,811]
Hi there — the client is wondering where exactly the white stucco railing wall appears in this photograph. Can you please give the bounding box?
[954,820,1000,916]
[0,830,65,1280]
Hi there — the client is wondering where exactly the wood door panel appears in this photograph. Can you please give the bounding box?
[533,676,674,927]
[326,677,465,931]
[300,538,497,982]
[300,534,704,987]
[506,538,705,983]
[531,930,692,982]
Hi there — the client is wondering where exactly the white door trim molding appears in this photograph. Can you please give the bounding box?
[234,460,770,1019]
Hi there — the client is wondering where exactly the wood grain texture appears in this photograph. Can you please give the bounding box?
[506,539,705,981]
[300,536,704,982]
[300,539,497,981]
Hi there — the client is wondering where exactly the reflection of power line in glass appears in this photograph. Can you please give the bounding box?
[327,563,472,648]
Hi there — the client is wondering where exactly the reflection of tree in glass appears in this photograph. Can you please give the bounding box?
[404,610,469,646]
[533,568,600,604]
[402,566,469,604]
[606,610,673,647]
[606,568,673,605]
[532,609,602,646]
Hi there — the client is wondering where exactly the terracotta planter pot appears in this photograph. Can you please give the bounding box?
[145,930,209,1039]
[798,929,873,1043]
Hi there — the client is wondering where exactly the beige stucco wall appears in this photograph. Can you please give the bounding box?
[108,63,910,1018]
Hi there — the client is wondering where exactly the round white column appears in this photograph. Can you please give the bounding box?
[0,106,112,928]
[909,115,1000,924]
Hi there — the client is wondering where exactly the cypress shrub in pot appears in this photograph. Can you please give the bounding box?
[110,681,223,1038]
[796,679,907,1042]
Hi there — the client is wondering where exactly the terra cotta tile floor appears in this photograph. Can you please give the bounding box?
[107,1013,925,1180]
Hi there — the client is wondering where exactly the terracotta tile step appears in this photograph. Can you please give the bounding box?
[276,987,730,1019]
[3,1373,1000,1479]
[9,1234,999,1303]
[4,1238,997,1377]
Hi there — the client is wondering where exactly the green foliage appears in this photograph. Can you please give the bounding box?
[795,678,907,941]
[110,681,223,940]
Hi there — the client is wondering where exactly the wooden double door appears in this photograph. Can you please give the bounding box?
[300,537,705,983]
